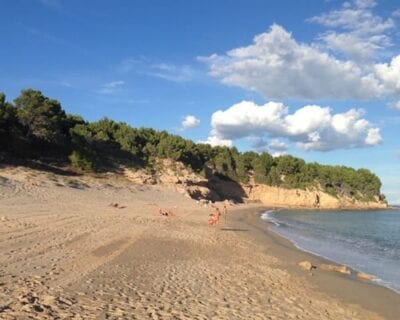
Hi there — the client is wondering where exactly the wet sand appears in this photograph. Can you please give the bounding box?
[1,166,399,319]
[231,207,400,320]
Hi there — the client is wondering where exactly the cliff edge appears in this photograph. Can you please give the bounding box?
[123,160,387,210]
[246,184,387,209]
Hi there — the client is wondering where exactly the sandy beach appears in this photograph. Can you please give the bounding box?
[1,166,400,319]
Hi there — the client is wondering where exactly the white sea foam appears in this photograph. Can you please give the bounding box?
[260,210,281,226]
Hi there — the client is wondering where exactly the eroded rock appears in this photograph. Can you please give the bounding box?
[357,272,376,281]
[320,264,351,275]
[298,261,316,272]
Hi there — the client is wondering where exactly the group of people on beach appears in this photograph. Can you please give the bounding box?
[208,204,228,226]
[156,202,228,229]
[157,203,227,225]
[115,200,227,226]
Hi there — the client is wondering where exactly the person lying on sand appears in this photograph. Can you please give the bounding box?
[109,203,126,209]
[208,214,217,226]
[158,208,175,217]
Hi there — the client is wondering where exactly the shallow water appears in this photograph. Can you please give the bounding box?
[261,209,400,293]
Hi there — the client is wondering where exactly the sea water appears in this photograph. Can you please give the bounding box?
[261,209,400,293]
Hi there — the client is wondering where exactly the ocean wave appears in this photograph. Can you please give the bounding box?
[260,210,281,226]
[259,210,400,294]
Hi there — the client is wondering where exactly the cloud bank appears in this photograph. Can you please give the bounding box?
[201,0,400,106]
[309,0,395,61]
[205,100,382,151]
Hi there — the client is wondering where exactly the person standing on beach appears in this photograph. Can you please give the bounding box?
[223,205,228,224]
[215,207,221,224]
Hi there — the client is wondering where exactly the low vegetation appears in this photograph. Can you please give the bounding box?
[0,89,385,202]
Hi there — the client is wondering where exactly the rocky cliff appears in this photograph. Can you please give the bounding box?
[245,184,387,209]
[123,159,387,210]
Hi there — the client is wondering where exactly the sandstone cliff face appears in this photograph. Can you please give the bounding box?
[123,160,387,210]
[244,184,387,209]
[123,160,221,201]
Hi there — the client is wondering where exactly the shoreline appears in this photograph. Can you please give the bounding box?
[1,165,399,319]
[229,205,400,320]
[257,206,393,211]
[260,207,400,294]
[268,225,400,293]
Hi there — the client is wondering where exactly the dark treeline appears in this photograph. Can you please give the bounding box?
[0,89,384,201]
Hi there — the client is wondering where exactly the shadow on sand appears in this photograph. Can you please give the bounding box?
[220,227,248,232]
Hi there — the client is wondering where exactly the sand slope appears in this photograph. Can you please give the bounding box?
[0,167,384,319]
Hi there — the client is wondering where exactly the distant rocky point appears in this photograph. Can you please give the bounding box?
[123,159,387,210]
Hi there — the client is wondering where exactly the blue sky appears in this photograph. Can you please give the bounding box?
[1,0,400,203]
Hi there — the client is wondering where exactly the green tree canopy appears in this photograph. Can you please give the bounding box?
[0,88,385,201]
[0,93,17,132]
[14,89,67,144]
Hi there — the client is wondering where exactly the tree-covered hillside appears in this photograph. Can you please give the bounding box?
[0,89,385,202]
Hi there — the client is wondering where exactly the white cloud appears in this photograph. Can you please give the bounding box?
[271,151,287,157]
[119,58,197,83]
[365,127,383,145]
[375,55,400,91]
[309,0,395,61]
[268,139,288,151]
[181,115,200,130]
[205,100,382,151]
[392,9,400,18]
[148,63,196,83]
[210,100,287,139]
[317,32,391,62]
[199,136,233,147]
[391,101,400,110]
[354,0,377,9]
[310,0,392,33]
[202,1,400,106]
[247,137,287,153]
[375,55,400,107]
[201,24,382,101]
[98,80,125,95]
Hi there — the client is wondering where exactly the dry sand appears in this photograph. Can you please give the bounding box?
[1,166,399,319]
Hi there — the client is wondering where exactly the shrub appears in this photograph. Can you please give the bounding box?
[69,150,96,171]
